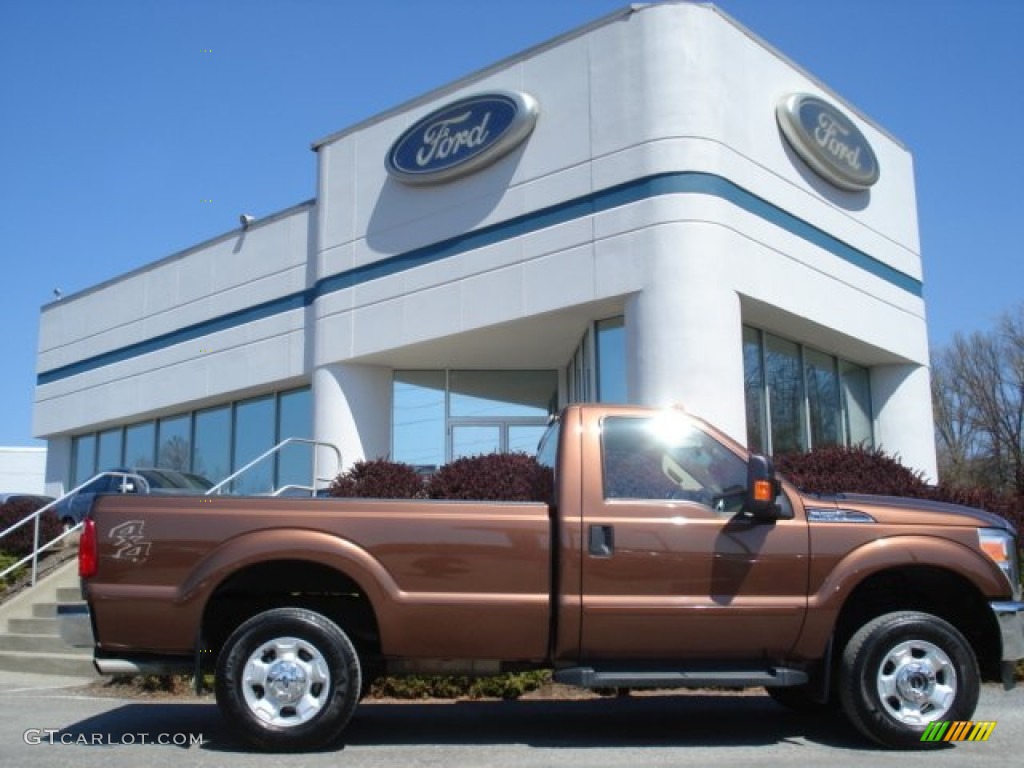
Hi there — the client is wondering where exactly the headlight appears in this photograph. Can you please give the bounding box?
[979,528,1021,598]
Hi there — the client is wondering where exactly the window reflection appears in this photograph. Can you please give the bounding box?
[742,326,873,454]
[841,361,873,445]
[765,335,806,453]
[68,387,312,492]
[96,428,123,471]
[232,397,275,494]
[277,389,313,491]
[71,435,96,486]
[393,371,446,467]
[393,370,556,466]
[194,406,231,482]
[449,371,554,418]
[601,415,748,513]
[805,349,840,447]
[157,415,191,471]
[596,317,626,403]
[124,422,155,467]
[743,327,766,453]
[452,424,501,459]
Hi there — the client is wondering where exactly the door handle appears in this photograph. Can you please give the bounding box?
[588,524,614,557]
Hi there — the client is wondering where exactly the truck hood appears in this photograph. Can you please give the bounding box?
[802,492,1015,533]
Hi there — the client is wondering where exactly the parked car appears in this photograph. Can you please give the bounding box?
[51,468,213,527]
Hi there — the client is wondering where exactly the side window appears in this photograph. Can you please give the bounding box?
[601,415,749,513]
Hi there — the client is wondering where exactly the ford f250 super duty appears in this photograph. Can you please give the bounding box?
[63,404,1023,751]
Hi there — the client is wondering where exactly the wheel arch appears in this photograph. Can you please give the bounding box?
[831,565,1003,681]
[797,536,1005,668]
[188,530,397,670]
[200,558,383,671]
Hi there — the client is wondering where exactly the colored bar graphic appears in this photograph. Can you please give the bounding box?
[920,721,996,742]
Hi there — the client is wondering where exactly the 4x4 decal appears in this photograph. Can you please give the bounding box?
[108,520,151,563]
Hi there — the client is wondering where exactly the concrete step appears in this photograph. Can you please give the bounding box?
[0,650,98,677]
[0,632,92,654]
[32,602,58,618]
[56,587,82,602]
[7,617,58,635]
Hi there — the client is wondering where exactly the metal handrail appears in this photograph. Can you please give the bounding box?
[2,437,341,589]
[205,437,341,496]
[0,471,149,586]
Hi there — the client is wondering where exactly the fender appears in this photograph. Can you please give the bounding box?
[179,527,401,609]
[793,534,1008,659]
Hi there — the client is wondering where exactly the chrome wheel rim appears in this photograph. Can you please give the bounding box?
[241,636,331,727]
[875,639,956,725]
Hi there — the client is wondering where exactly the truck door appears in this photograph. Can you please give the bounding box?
[578,412,809,660]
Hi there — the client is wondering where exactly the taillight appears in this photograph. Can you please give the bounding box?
[79,518,97,578]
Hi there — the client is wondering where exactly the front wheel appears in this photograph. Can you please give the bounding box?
[839,611,979,749]
[215,607,362,751]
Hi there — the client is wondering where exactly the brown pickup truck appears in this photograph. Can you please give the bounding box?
[64,404,1023,751]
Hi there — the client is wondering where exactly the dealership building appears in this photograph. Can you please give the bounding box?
[33,1,936,496]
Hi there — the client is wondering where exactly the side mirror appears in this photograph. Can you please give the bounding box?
[742,454,781,520]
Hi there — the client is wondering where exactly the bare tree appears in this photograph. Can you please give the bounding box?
[932,303,1024,494]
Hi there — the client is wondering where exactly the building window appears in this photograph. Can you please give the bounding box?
[67,386,312,492]
[157,414,191,471]
[743,326,873,455]
[596,317,626,403]
[124,422,155,467]
[277,388,313,492]
[393,371,447,468]
[392,370,557,468]
[193,406,231,482]
[568,315,626,405]
[70,434,96,487]
[231,396,276,494]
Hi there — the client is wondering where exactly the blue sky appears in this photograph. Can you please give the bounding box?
[2,0,1022,446]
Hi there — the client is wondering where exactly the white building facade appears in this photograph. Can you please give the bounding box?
[33,3,936,496]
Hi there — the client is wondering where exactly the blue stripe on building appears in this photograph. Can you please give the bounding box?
[37,171,923,386]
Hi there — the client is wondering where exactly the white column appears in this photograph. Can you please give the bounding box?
[312,363,392,478]
[43,437,71,498]
[626,226,747,444]
[871,363,938,482]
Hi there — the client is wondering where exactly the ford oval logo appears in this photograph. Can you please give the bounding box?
[776,94,879,191]
[386,91,539,185]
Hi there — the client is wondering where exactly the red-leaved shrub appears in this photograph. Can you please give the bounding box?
[0,498,62,558]
[328,459,425,499]
[775,444,1022,533]
[774,444,928,497]
[425,452,554,502]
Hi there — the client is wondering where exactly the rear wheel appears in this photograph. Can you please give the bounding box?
[839,611,979,749]
[215,607,361,751]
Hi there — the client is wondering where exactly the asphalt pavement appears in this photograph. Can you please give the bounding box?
[2,670,1021,767]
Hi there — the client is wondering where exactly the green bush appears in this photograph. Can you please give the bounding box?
[369,670,551,700]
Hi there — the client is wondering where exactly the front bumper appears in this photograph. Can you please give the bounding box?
[991,601,1024,688]
[991,601,1024,660]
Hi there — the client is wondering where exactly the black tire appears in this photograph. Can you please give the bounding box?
[766,684,837,714]
[839,611,979,749]
[215,607,362,751]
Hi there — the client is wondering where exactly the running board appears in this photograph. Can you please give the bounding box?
[554,666,808,689]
